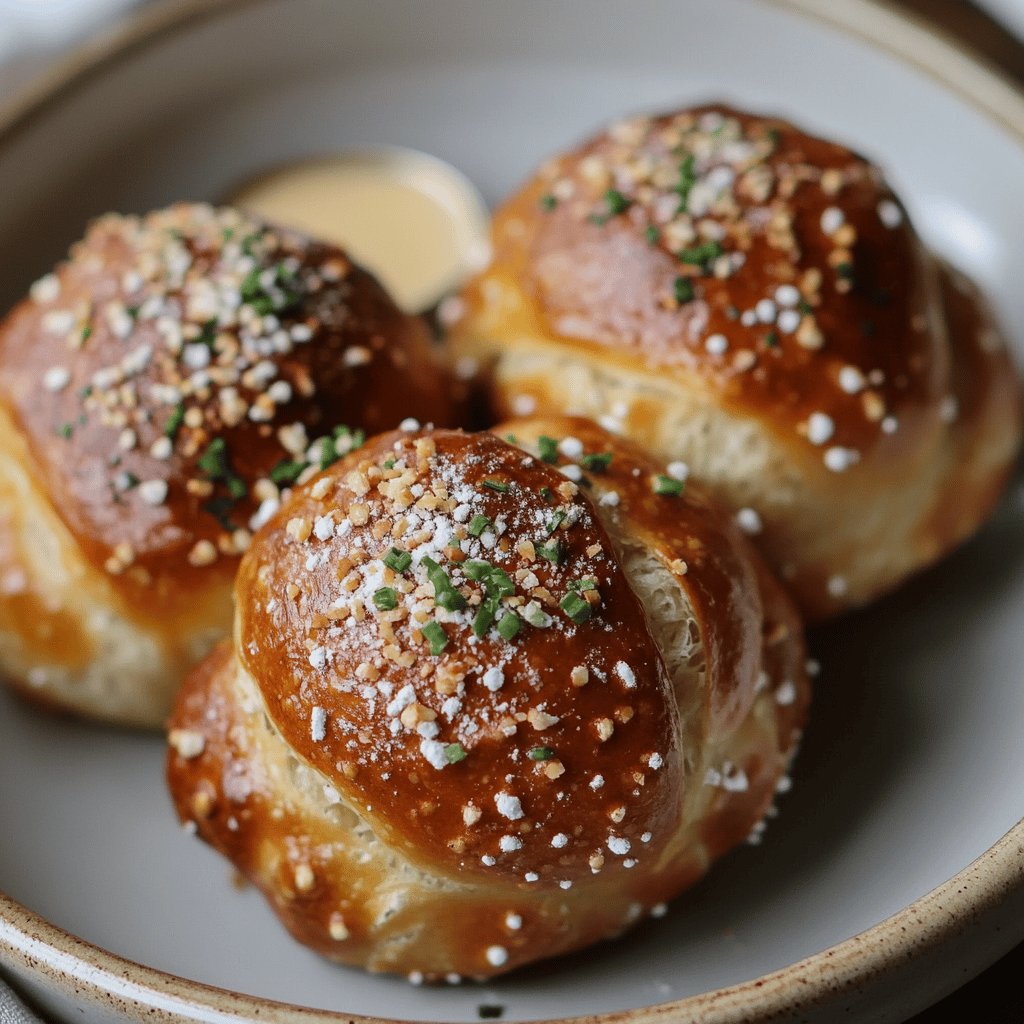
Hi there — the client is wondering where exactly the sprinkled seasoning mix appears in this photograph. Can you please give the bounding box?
[237,428,682,885]
[1,203,455,586]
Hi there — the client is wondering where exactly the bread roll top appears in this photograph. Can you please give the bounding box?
[0,203,459,613]
[457,103,951,469]
[234,421,803,888]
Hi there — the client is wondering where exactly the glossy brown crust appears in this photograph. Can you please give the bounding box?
[0,204,462,618]
[235,428,681,882]
[167,422,809,979]
[456,103,943,461]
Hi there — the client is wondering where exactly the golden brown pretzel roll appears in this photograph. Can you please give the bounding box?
[0,203,462,727]
[166,419,809,980]
[449,104,1022,618]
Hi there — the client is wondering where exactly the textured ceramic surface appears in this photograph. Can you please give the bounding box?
[1,1,1023,1022]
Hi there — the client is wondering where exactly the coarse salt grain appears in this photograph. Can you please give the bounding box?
[806,412,835,446]
[311,706,327,742]
[735,507,762,534]
[495,792,524,820]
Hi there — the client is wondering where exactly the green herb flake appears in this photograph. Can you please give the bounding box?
[481,478,510,493]
[539,486,555,503]
[560,591,592,624]
[383,547,412,573]
[539,194,557,212]
[673,277,695,305]
[445,742,469,764]
[580,451,612,473]
[537,435,559,464]
[678,240,723,267]
[537,540,562,565]
[569,577,598,592]
[269,459,307,486]
[653,474,685,497]
[383,458,396,470]
[56,422,74,439]
[81,324,93,343]
[528,746,555,761]
[373,587,398,611]
[645,225,660,246]
[463,559,493,582]
[604,188,631,216]
[836,262,855,282]
[545,510,567,535]
[164,403,186,440]
[764,331,780,348]
[467,514,492,538]
[421,620,448,656]
[497,612,522,641]
[675,154,697,209]
[472,602,498,638]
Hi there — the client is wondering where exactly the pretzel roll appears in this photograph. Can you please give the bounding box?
[0,203,462,727]
[166,419,808,980]
[449,105,1022,618]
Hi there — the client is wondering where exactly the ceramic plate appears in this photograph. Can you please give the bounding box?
[1,1,1024,1022]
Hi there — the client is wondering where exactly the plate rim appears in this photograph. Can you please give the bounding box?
[1,0,1023,1021]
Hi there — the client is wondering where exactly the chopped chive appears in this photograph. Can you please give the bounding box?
[764,331,780,348]
[472,601,497,638]
[485,567,515,598]
[164,403,186,439]
[56,422,73,439]
[539,194,557,212]
[422,556,467,611]
[497,612,522,641]
[545,510,567,535]
[653,474,685,496]
[678,240,723,266]
[569,578,598,592]
[463,559,493,582]
[539,486,555,503]
[196,437,228,477]
[675,154,697,209]
[580,451,612,473]
[383,458,396,470]
[673,277,695,304]
[373,587,398,611]
[537,540,562,564]
[537,435,559,464]
[422,620,448,656]
[645,225,660,245]
[603,188,631,216]
[560,591,592,624]
[481,478,510,493]
[269,459,307,486]
[81,324,93,342]
[445,742,468,764]
[836,262,855,282]
[528,746,555,761]
[437,589,468,612]
[467,514,492,538]
[383,547,412,572]
[797,299,814,315]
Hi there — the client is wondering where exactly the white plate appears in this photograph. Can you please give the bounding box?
[1,1,1024,1022]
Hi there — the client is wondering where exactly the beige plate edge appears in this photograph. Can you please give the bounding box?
[1,0,1024,1020]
